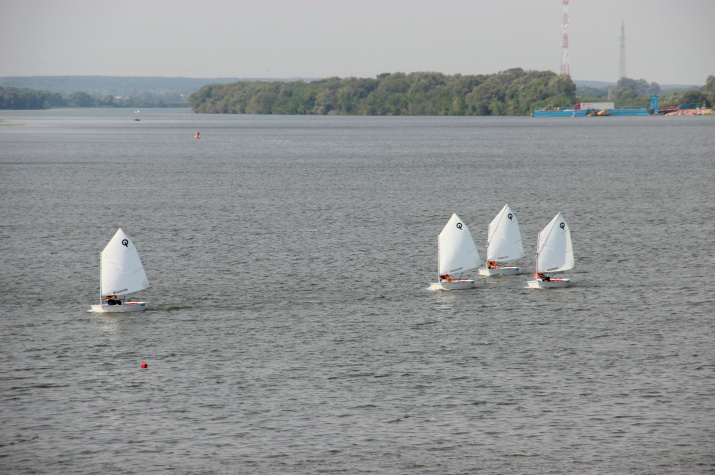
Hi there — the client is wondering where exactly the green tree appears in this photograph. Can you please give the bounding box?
[246,84,277,114]
[66,91,96,107]
[377,73,409,94]
[680,90,706,107]
[704,75,715,107]
[313,88,338,114]
[615,87,639,100]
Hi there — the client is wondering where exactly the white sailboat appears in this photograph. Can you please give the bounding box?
[478,204,524,276]
[526,213,574,288]
[89,229,149,312]
[429,213,482,290]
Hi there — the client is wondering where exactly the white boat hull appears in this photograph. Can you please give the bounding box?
[478,266,519,276]
[429,280,475,290]
[526,279,570,289]
[89,302,146,313]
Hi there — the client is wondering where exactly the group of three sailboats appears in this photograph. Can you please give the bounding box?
[430,204,574,290]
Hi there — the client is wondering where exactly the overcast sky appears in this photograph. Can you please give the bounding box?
[1,0,713,85]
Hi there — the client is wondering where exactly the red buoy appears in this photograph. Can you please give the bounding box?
[195,131,200,139]
[141,362,148,369]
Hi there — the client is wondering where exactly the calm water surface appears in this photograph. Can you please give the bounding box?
[1,108,714,474]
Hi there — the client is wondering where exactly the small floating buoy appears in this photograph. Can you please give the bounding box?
[141,362,148,369]
[195,131,200,139]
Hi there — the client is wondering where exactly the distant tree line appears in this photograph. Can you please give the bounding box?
[5,73,711,113]
[0,86,188,110]
[0,87,60,109]
[188,69,578,116]
[576,75,715,108]
[0,75,295,96]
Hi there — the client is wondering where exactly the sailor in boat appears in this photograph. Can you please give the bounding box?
[534,271,551,282]
[440,274,454,283]
[104,295,123,305]
[487,260,498,269]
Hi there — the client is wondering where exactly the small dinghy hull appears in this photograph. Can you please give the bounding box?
[429,280,476,290]
[526,279,570,289]
[90,302,146,313]
[478,266,519,276]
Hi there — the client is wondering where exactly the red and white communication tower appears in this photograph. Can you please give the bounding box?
[561,0,570,76]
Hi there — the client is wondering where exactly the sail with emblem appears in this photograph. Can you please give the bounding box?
[101,229,149,295]
[535,213,574,273]
[487,204,524,263]
[438,213,481,276]
[479,204,523,276]
[526,212,575,289]
[429,213,481,290]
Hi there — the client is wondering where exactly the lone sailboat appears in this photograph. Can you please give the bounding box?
[429,213,482,290]
[526,213,574,288]
[89,229,149,312]
[479,204,524,276]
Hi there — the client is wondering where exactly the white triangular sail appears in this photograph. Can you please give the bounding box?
[100,229,149,296]
[438,213,481,276]
[486,204,524,263]
[535,213,574,273]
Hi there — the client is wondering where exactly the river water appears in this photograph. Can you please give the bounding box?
[1,108,713,474]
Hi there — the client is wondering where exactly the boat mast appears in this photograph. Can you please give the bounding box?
[98,251,103,305]
[534,232,540,274]
[437,236,440,279]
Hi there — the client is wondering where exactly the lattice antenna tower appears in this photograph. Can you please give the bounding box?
[561,0,570,76]
[619,20,627,80]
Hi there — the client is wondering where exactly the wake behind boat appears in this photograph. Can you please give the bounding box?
[479,203,524,276]
[526,213,574,288]
[89,229,149,312]
[429,213,481,290]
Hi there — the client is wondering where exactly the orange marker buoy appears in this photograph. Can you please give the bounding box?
[141,362,148,369]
